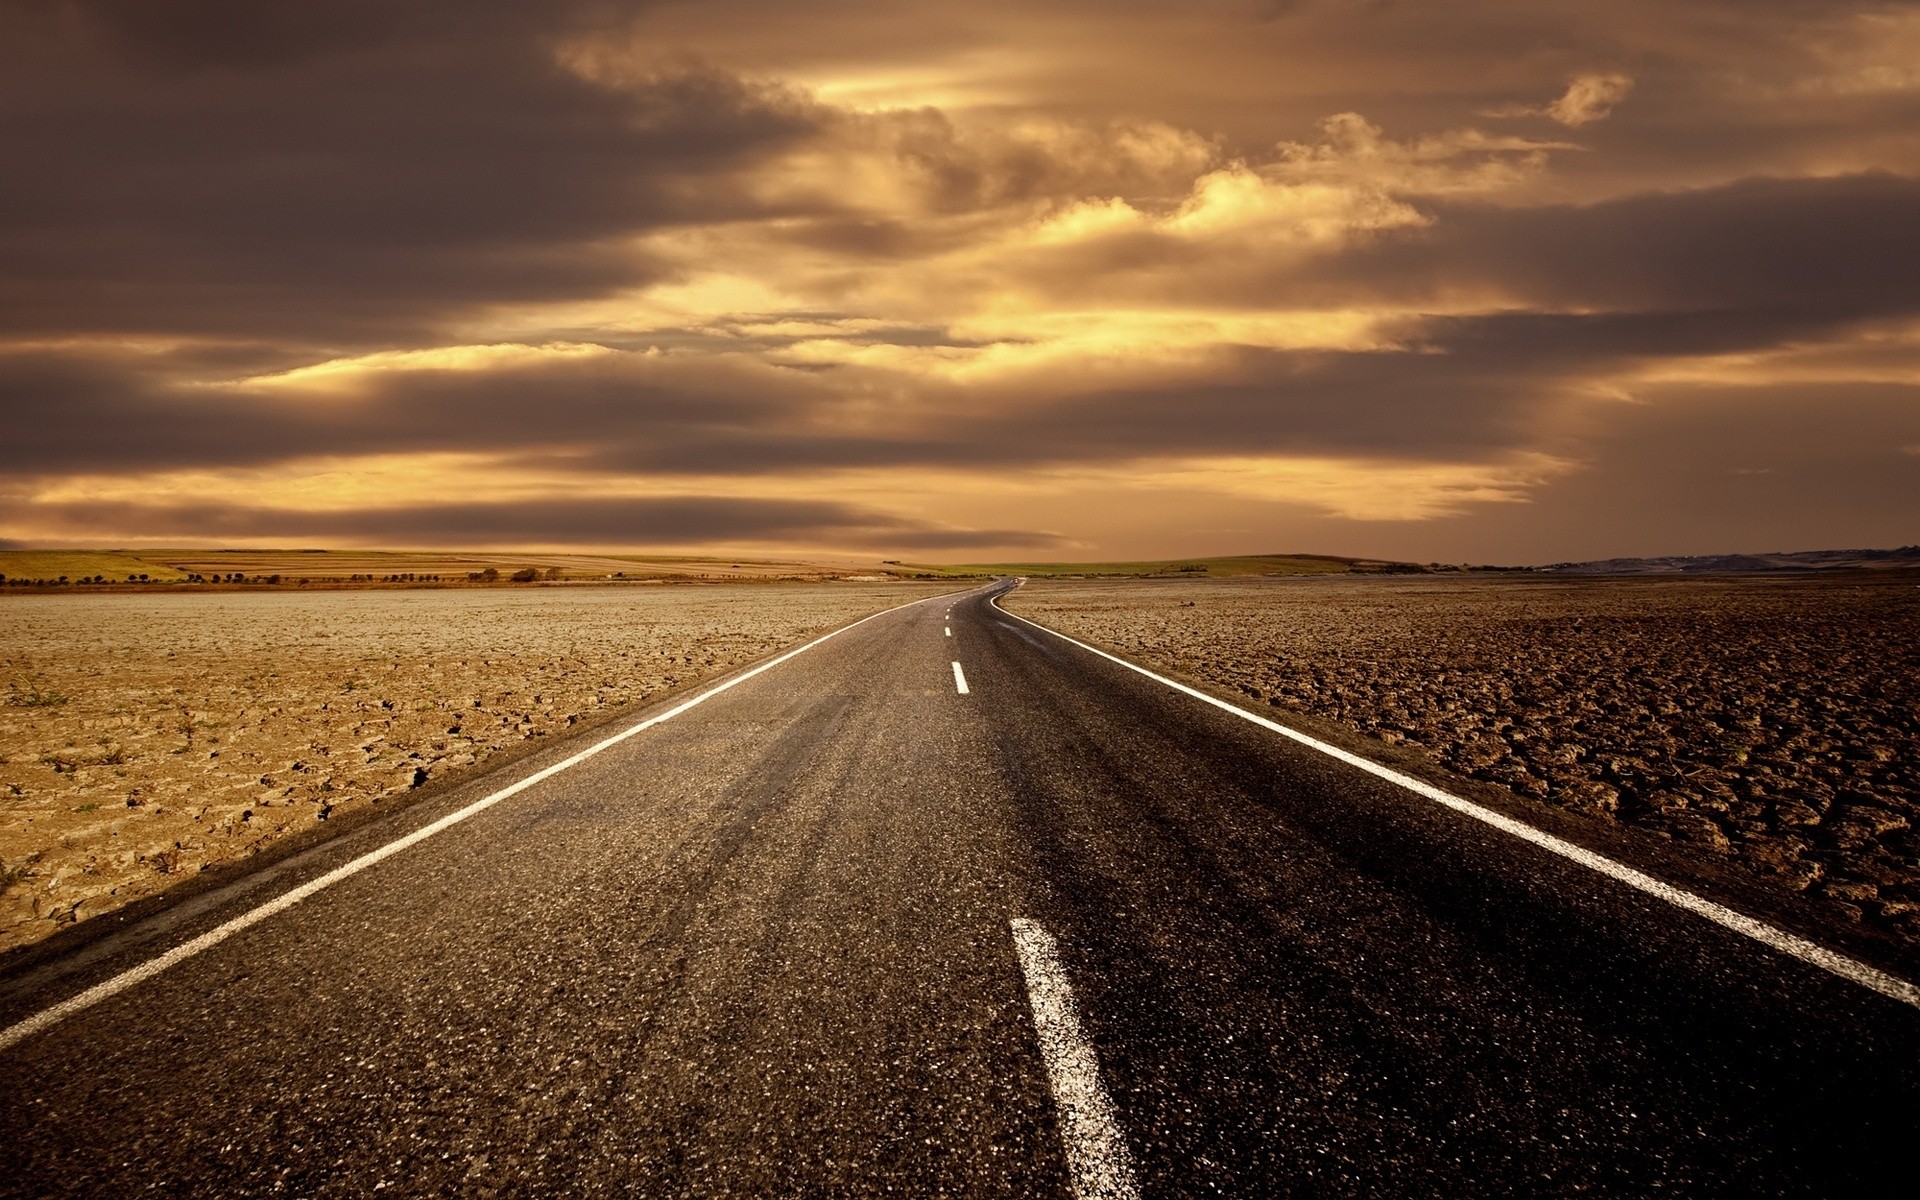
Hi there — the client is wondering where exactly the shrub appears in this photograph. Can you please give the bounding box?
[8,680,70,708]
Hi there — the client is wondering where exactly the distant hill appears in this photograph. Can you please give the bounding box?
[1539,546,1920,575]
[900,553,1430,578]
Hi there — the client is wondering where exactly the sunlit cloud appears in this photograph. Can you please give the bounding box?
[1786,10,1920,97]
[1126,452,1575,521]
[1548,73,1634,127]
[1483,72,1633,128]
[1271,113,1576,194]
[791,60,1037,112]
[234,343,619,390]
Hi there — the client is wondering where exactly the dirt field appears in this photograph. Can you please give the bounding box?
[0,583,945,953]
[1006,576,1920,942]
[0,547,905,585]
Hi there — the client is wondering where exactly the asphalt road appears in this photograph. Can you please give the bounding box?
[2,581,1916,1197]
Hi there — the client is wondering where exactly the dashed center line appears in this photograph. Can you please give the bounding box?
[945,627,952,637]
[1010,918,1140,1200]
[952,661,970,694]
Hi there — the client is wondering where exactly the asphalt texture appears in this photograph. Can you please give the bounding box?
[2,582,1916,1197]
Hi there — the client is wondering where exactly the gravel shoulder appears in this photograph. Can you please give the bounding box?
[1004,575,1920,947]
[0,582,945,953]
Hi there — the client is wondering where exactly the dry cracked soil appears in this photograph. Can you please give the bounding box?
[1005,575,1920,947]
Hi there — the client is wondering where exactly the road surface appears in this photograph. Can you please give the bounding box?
[2,581,1915,1197]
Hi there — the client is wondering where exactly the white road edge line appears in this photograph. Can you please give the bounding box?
[952,661,971,694]
[0,587,982,1054]
[991,593,1920,1011]
[1010,918,1140,1200]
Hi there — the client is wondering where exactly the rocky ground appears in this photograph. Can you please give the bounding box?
[0,583,943,953]
[1006,576,1920,943]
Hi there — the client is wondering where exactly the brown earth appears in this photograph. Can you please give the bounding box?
[0,582,945,953]
[1005,576,1920,944]
[0,547,911,586]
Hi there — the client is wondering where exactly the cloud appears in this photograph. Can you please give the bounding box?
[7,169,1919,515]
[1481,72,1632,128]
[1396,380,1920,561]
[1,492,1059,552]
[1547,72,1635,126]
[1396,172,1920,319]
[1270,112,1574,195]
[731,105,1223,221]
[0,2,822,347]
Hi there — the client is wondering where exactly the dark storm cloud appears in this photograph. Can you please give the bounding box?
[1354,381,1920,563]
[1019,172,1920,332]
[0,347,816,472]
[2,335,1553,476]
[1388,173,1920,322]
[0,0,819,346]
[572,341,1576,472]
[74,0,501,72]
[2,493,1060,551]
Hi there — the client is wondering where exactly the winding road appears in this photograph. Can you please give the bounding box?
[2,581,1915,1197]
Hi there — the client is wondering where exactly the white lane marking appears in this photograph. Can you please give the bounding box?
[991,596,1920,1011]
[952,661,970,694]
[0,588,981,1054]
[945,627,952,637]
[1011,918,1140,1200]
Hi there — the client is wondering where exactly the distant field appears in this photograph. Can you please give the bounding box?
[901,553,1394,578]
[143,549,847,581]
[2,548,1433,588]
[0,551,191,583]
[0,548,887,585]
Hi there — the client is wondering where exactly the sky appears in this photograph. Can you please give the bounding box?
[4,0,1918,564]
